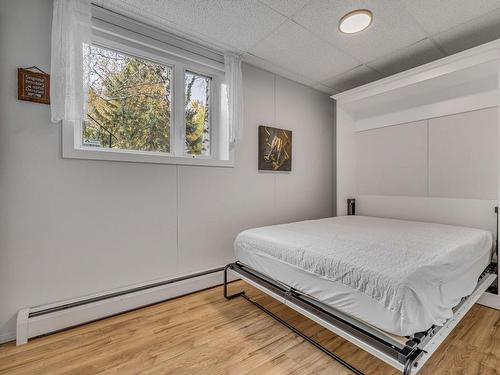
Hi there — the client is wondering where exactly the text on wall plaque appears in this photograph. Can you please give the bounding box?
[18,67,50,105]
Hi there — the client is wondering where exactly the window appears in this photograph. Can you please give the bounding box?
[185,71,211,156]
[62,12,233,167]
[84,45,173,153]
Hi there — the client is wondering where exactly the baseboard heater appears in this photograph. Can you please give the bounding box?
[16,266,231,345]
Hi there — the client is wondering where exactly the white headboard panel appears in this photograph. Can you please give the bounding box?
[356,195,497,235]
[355,107,498,200]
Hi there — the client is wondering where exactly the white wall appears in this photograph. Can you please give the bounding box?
[0,0,335,341]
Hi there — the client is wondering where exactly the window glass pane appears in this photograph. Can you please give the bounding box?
[185,71,211,156]
[84,45,172,153]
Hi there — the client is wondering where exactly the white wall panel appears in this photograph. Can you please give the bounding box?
[356,121,428,196]
[178,166,276,272]
[429,107,498,199]
[275,76,334,223]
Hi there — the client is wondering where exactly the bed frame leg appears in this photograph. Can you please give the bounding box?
[224,264,245,300]
[403,350,421,375]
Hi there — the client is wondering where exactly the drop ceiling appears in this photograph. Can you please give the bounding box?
[98,0,500,95]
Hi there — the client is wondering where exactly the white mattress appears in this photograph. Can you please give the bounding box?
[234,216,492,336]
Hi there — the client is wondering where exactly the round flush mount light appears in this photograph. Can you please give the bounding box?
[339,9,373,34]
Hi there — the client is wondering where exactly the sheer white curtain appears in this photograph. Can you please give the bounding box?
[50,0,92,123]
[224,53,243,146]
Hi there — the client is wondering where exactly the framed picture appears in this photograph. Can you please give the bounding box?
[258,125,292,171]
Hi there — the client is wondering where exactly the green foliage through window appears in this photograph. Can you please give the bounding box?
[84,45,172,153]
[185,71,211,156]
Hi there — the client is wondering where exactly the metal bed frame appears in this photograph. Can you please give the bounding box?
[223,203,498,374]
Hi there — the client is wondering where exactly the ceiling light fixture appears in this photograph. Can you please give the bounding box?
[339,9,373,34]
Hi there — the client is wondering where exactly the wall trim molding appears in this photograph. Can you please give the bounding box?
[332,39,500,104]
[355,91,498,132]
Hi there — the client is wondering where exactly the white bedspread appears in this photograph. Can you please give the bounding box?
[234,216,492,335]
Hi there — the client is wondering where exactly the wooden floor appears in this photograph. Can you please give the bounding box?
[1,281,499,375]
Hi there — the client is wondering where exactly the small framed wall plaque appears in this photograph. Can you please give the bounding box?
[18,67,50,105]
[258,125,292,171]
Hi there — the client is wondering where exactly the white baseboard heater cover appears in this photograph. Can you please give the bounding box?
[16,267,233,346]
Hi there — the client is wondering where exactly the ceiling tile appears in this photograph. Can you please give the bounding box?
[293,0,427,62]
[368,39,446,77]
[104,0,286,52]
[402,0,500,35]
[322,65,384,92]
[432,8,500,54]
[258,0,309,17]
[243,53,317,87]
[250,20,359,82]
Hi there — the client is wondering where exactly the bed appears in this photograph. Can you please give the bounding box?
[224,214,497,374]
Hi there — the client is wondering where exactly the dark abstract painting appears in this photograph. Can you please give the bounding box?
[258,125,292,171]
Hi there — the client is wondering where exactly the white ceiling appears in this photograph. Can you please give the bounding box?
[100,0,500,94]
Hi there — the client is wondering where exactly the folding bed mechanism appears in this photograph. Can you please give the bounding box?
[224,262,497,375]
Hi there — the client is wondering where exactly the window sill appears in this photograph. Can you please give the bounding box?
[62,145,234,167]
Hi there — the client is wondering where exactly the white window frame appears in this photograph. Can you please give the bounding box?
[62,8,233,167]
